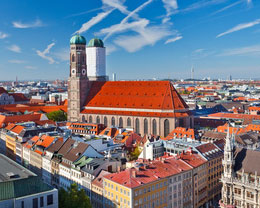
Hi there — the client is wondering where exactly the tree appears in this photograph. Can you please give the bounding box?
[46,110,67,122]
[59,183,92,208]
[129,145,141,161]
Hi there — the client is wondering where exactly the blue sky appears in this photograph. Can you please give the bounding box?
[0,0,260,81]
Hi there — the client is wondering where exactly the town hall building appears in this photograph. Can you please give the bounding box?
[67,34,193,137]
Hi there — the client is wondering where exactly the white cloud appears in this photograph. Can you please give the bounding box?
[25,65,37,69]
[217,18,260,38]
[211,1,242,16]
[165,35,182,44]
[98,19,149,38]
[192,49,215,59]
[218,45,260,56]
[8,60,26,64]
[162,0,178,23]
[76,9,114,34]
[12,19,43,28]
[36,43,56,64]
[7,45,21,53]
[102,0,129,14]
[182,0,226,13]
[103,0,153,41]
[0,32,8,39]
[114,25,171,52]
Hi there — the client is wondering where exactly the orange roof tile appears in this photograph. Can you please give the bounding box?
[10,125,25,135]
[84,81,189,111]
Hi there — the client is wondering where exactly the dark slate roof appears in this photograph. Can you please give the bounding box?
[234,147,260,176]
[0,176,53,201]
[201,131,226,140]
[0,154,35,182]
[46,138,64,153]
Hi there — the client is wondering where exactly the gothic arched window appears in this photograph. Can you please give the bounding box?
[135,118,140,134]
[127,117,131,127]
[89,116,92,123]
[111,117,115,126]
[96,116,100,124]
[104,116,107,126]
[164,119,170,137]
[119,117,123,127]
[72,54,75,62]
[144,119,148,134]
[152,119,157,135]
[82,116,86,123]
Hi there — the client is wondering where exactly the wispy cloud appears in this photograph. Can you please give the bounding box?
[25,65,37,69]
[211,1,242,16]
[98,19,149,39]
[114,25,171,52]
[165,35,182,44]
[192,48,215,59]
[218,45,260,56]
[7,45,21,53]
[8,60,26,64]
[66,7,104,18]
[36,43,56,64]
[182,0,226,13]
[12,19,43,29]
[162,0,178,23]
[103,0,153,41]
[0,32,8,39]
[102,0,129,15]
[217,18,260,38]
[76,9,114,34]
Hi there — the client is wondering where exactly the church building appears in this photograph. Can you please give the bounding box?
[67,34,193,137]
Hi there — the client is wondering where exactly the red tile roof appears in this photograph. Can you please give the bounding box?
[104,157,192,189]
[208,112,260,121]
[10,93,29,102]
[0,87,8,95]
[0,113,44,127]
[83,81,189,116]
[10,125,25,135]
[165,127,196,140]
[35,135,55,148]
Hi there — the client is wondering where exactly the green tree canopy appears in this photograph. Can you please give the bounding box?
[46,110,67,122]
[59,183,92,208]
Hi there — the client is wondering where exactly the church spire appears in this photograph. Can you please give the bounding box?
[223,123,235,178]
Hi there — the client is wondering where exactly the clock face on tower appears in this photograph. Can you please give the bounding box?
[82,69,86,75]
[71,68,76,75]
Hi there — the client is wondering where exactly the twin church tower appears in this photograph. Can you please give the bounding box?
[68,34,106,121]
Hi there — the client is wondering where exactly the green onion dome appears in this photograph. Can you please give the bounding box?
[70,34,86,45]
[88,38,104,47]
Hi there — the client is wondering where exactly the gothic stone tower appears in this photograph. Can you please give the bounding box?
[221,127,235,207]
[68,34,88,122]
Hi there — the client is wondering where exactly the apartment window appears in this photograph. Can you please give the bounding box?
[40,196,44,207]
[47,194,53,205]
[33,198,38,208]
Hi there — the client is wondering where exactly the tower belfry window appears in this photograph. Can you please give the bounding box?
[72,54,75,62]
